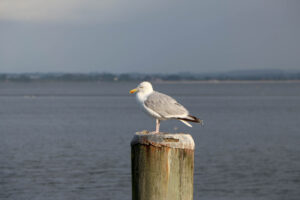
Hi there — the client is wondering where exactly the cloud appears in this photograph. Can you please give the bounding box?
[0,0,158,23]
[0,0,299,73]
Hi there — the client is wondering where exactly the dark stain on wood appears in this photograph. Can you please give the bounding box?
[163,138,179,142]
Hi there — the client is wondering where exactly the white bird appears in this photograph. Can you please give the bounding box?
[130,81,203,133]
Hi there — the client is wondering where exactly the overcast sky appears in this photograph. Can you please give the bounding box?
[0,0,299,73]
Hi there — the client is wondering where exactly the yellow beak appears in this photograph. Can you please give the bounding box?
[129,88,137,94]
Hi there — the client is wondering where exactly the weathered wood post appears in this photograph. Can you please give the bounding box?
[131,131,195,200]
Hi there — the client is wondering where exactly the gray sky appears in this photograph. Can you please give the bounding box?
[0,0,299,73]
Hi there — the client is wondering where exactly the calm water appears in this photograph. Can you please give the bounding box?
[0,82,299,200]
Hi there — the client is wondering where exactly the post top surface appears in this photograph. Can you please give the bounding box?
[131,130,195,150]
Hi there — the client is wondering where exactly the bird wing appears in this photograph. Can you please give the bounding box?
[144,92,189,118]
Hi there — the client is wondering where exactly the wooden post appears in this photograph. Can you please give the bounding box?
[131,131,195,200]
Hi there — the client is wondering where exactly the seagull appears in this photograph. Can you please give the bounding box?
[130,81,203,133]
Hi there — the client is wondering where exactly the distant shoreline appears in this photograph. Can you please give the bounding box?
[1,70,299,83]
[1,79,300,84]
[153,80,300,84]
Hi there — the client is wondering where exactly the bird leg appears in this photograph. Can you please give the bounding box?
[155,119,160,134]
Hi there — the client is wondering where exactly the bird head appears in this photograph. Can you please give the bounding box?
[130,81,153,95]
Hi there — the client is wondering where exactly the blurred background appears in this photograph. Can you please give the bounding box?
[0,1,299,200]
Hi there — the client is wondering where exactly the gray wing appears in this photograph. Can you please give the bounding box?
[144,91,189,118]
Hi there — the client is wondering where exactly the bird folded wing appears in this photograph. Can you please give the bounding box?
[144,92,189,118]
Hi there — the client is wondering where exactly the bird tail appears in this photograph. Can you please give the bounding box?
[177,115,204,127]
[180,120,192,127]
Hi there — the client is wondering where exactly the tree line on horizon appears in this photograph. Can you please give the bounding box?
[0,71,300,82]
